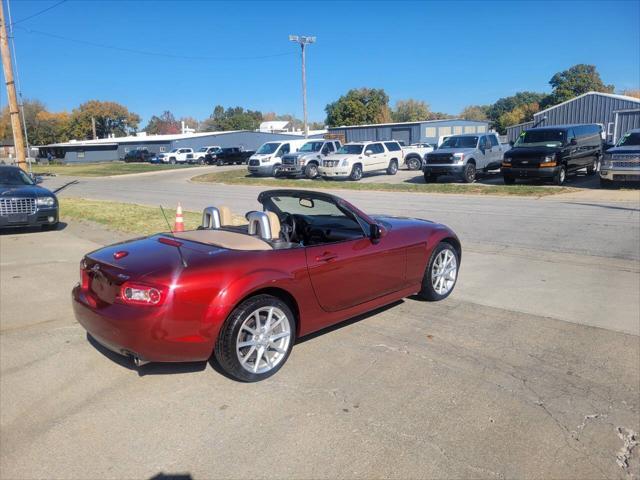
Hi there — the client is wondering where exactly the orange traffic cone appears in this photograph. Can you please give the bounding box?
[174,202,185,232]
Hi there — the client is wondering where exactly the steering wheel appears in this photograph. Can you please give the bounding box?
[280,213,297,243]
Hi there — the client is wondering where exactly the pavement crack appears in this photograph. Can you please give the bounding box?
[615,427,639,475]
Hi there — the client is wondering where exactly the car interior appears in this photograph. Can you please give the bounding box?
[174,194,368,251]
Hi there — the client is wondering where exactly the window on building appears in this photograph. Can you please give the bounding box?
[159,146,166,152]
[477,125,486,132]
[439,127,452,136]
[77,151,85,159]
[453,126,463,134]
[464,126,475,133]
[425,127,436,137]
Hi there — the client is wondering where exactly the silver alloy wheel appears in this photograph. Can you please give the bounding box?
[407,158,420,170]
[351,165,362,180]
[236,306,291,374]
[431,248,457,296]
[389,160,398,174]
[559,167,566,184]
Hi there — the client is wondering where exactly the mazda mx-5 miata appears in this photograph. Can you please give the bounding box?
[73,190,461,382]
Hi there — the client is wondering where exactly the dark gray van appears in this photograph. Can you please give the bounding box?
[501,124,602,185]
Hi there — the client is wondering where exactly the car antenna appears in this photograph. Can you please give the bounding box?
[159,205,188,268]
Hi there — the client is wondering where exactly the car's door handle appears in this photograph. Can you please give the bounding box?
[315,252,338,262]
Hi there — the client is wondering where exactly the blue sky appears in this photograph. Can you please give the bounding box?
[2,0,639,126]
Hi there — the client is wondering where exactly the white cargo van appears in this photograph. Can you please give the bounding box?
[247,139,309,176]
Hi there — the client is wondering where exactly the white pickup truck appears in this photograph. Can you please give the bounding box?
[193,145,221,164]
[402,143,435,170]
[161,148,195,164]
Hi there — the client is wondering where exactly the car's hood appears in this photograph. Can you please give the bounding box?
[504,146,560,158]
[0,184,55,197]
[284,152,318,160]
[431,147,476,155]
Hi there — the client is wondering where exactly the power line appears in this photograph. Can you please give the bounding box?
[15,26,296,61]
[10,0,67,26]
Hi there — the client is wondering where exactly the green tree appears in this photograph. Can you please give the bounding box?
[460,105,490,121]
[325,88,391,126]
[392,99,431,122]
[548,64,614,104]
[201,105,263,131]
[68,100,140,139]
[144,111,180,135]
[487,91,548,133]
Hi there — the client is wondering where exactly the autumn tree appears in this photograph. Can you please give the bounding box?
[200,105,263,131]
[68,100,140,139]
[622,89,640,99]
[487,91,548,134]
[460,105,490,121]
[325,88,391,126]
[548,64,614,104]
[392,99,431,122]
[32,111,71,145]
[144,111,180,135]
[498,103,541,129]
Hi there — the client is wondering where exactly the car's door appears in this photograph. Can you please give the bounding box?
[476,136,491,170]
[565,129,582,171]
[305,235,406,312]
[486,134,502,169]
[364,143,385,171]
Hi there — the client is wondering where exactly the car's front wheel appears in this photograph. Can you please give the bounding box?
[418,242,459,301]
[215,295,295,382]
[304,163,319,179]
[169,158,176,165]
[462,163,476,183]
[349,164,363,181]
[553,165,566,185]
[587,156,600,175]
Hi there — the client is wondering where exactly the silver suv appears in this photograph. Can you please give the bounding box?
[423,133,505,183]
[279,140,342,179]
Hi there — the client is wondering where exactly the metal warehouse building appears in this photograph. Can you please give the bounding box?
[506,92,640,143]
[38,130,324,163]
[328,119,490,145]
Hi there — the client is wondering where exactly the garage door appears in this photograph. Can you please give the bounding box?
[391,128,411,145]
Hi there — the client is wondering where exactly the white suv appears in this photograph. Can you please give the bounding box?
[162,148,195,164]
[318,141,402,181]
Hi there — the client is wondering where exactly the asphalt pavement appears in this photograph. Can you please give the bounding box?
[1,167,639,479]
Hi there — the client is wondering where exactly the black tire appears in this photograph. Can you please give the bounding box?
[272,164,282,177]
[462,163,476,183]
[424,172,438,183]
[406,156,422,171]
[386,159,398,175]
[304,163,319,179]
[600,177,613,188]
[586,156,600,175]
[169,158,176,165]
[553,165,566,185]
[216,159,224,166]
[418,242,460,301]
[214,294,295,382]
[349,164,363,181]
[503,175,515,185]
[198,158,205,165]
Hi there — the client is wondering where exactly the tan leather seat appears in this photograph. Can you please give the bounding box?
[265,211,281,240]
[218,206,233,226]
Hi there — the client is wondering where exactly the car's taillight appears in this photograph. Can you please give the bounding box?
[117,282,167,306]
[80,262,90,290]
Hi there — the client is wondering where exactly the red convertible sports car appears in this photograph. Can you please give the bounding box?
[73,189,461,382]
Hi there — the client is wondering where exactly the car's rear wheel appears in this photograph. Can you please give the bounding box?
[304,163,319,179]
[406,157,421,170]
[215,294,295,382]
[198,158,205,165]
[387,159,398,175]
[349,164,363,181]
[216,159,224,166]
[418,242,459,301]
[169,158,176,165]
[462,163,476,183]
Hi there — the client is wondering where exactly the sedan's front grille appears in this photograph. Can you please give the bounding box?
[323,160,339,167]
[0,197,36,215]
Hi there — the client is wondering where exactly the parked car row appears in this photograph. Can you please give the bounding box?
[124,145,255,166]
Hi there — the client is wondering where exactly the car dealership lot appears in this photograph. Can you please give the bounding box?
[1,172,639,479]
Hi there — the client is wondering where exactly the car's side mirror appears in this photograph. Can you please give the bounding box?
[370,223,382,242]
[365,150,373,156]
[509,141,514,147]
[570,138,577,146]
[33,175,43,184]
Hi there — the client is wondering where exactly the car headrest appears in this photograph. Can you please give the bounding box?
[246,211,280,241]
[202,205,233,229]
[218,206,232,226]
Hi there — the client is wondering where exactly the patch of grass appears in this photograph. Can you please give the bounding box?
[192,169,574,197]
[60,198,245,235]
[32,162,197,177]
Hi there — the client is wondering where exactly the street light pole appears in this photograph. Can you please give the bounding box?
[289,35,315,138]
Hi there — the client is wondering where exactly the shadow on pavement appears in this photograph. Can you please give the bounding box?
[0,221,68,235]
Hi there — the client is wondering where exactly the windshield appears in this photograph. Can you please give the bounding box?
[256,143,280,154]
[515,130,566,148]
[198,147,208,152]
[337,144,364,155]
[440,136,478,149]
[0,168,34,186]
[299,141,324,152]
[170,148,179,153]
[617,132,640,147]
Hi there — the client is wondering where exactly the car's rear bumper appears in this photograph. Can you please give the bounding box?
[72,285,213,363]
[0,207,58,228]
[501,166,558,179]
[600,168,640,182]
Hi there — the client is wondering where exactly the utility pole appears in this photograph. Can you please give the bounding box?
[289,35,315,138]
[0,0,26,171]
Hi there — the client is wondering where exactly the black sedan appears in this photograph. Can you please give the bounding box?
[0,165,59,230]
